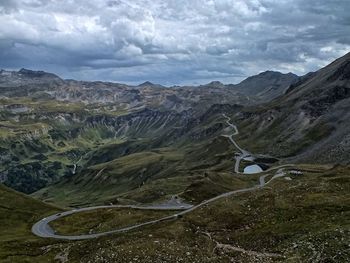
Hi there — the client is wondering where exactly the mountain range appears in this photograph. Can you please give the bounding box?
[0,53,349,262]
[0,66,299,193]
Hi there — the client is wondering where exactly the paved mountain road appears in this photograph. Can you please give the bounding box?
[32,204,191,240]
[222,113,251,173]
[32,172,284,240]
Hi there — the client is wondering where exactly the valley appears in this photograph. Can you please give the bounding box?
[31,113,284,240]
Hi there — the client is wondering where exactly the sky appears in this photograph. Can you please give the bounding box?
[0,0,350,85]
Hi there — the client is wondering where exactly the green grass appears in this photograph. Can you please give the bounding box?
[0,184,65,263]
[0,121,50,138]
[182,164,350,262]
[50,207,178,235]
[33,149,186,206]
[32,136,249,207]
[0,117,129,193]
[0,96,86,114]
[1,165,349,262]
[0,185,61,241]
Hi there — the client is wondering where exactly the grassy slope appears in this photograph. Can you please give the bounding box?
[0,184,64,263]
[0,119,127,194]
[50,208,178,235]
[1,165,349,262]
[0,96,131,194]
[184,164,350,262]
[234,110,336,160]
[32,135,259,207]
[22,165,349,262]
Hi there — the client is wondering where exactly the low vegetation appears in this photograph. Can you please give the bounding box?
[1,164,348,262]
[50,208,178,235]
[0,184,63,263]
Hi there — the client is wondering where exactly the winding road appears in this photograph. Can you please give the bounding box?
[32,113,291,240]
[32,203,192,241]
[222,113,251,173]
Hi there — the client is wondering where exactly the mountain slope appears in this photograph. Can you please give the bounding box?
[231,52,350,163]
[32,104,246,206]
[0,183,63,262]
[0,184,60,240]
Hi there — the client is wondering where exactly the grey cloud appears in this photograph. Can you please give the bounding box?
[0,0,18,13]
[0,0,349,85]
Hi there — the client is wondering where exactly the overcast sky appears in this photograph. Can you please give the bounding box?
[0,0,350,85]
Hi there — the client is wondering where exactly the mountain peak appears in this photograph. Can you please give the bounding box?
[259,70,279,75]
[232,70,299,99]
[201,81,225,88]
[258,70,297,78]
[138,81,164,88]
[18,68,60,79]
[208,81,224,87]
[138,81,155,86]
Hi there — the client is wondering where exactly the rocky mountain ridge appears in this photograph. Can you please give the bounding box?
[0,68,298,112]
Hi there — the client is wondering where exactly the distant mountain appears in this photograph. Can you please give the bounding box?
[0,68,298,108]
[0,68,63,87]
[137,81,165,89]
[232,70,299,100]
[17,68,60,79]
[200,81,225,89]
[0,68,257,114]
[195,71,299,101]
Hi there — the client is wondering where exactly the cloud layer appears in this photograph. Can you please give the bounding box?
[1,0,350,85]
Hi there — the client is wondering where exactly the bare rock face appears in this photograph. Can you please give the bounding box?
[301,86,350,118]
[327,60,350,81]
